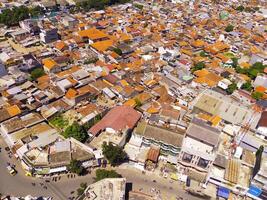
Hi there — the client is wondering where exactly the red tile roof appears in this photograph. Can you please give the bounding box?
[146,147,160,163]
[89,105,141,136]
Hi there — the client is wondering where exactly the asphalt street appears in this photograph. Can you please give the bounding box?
[0,137,205,200]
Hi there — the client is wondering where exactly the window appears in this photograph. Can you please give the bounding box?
[182,153,193,163]
[197,158,209,168]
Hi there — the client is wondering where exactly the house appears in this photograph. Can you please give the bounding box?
[61,15,78,29]
[132,121,185,156]
[192,90,255,126]
[88,105,141,137]
[19,19,40,35]
[40,26,59,44]
[78,28,109,44]
[0,62,8,77]
[19,54,42,72]
[42,58,61,73]
[65,84,99,105]
[10,29,30,42]
[178,117,220,180]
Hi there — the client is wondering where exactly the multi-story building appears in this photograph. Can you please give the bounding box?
[178,118,220,174]
[132,121,185,156]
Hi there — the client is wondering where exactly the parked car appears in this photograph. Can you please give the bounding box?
[7,166,16,176]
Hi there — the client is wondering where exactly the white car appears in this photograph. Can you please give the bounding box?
[7,166,16,176]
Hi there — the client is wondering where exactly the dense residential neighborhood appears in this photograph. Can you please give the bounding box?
[0,0,266,200]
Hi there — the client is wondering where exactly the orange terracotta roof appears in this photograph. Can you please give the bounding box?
[78,28,108,40]
[120,33,132,41]
[42,58,57,70]
[194,71,223,87]
[255,86,266,93]
[56,65,81,77]
[240,62,250,68]
[194,69,209,77]
[252,35,265,43]
[179,41,189,46]
[91,40,113,52]
[37,75,50,83]
[55,41,67,51]
[205,42,229,54]
[192,39,205,48]
[181,49,193,56]
[216,53,230,63]
[65,88,78,99]
[124,99,136,107]
[109,51,120,59]
[6,105,21,117]
[250,46,261,54]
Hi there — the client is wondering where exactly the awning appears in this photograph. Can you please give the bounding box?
[248,185,262,197]
[217,186,230,199]
[178,174,187,182]
[170,173,178,181]
[49,166,67,174]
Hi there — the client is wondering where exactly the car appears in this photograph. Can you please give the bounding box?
[7,166,16,176]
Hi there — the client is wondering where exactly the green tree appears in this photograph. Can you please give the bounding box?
[252,91,263,100]
[49,114,69,129]
[236,5,244,12]
[30,68,45,80]
[102,142,127,166]
[134,98,142,107]
[95,169,121,182]
[199,51,209,57]
[241,81,253,92]
[113,47,122,55]
[231,57,239,68]
[133,3,144,10]
[0,6,30,26]
[225,25,234,32]
[77,182,87,196]
[226,82,237,94]
[29,6,45,17]
[63,122,88,143]
[191,62,206,72]
[68,159,85,175]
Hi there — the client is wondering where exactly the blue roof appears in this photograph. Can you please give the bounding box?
[217,186,230,199]
[248,185,262,197]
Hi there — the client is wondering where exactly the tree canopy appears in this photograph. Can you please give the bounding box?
[102,142,127,166]
[226,82,237,95]
[49,114,69,130]
[241,81,253,92]
[30,68,45,81]
[225,25,234,32]
[77,182,87,196]
[95,169,122,182]
[191,62,206,72]
[63,122,88,143]
[252,91,263,101]
[74,0,130,12]
[0,6,45,26]
[232,61,266,80]
[68,159,85,175]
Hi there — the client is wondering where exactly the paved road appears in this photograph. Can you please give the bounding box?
[0,137,205,200]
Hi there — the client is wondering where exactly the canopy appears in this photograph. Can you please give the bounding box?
[248,185,262,197]
[170,173,178,181]
[217,186,230,199]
